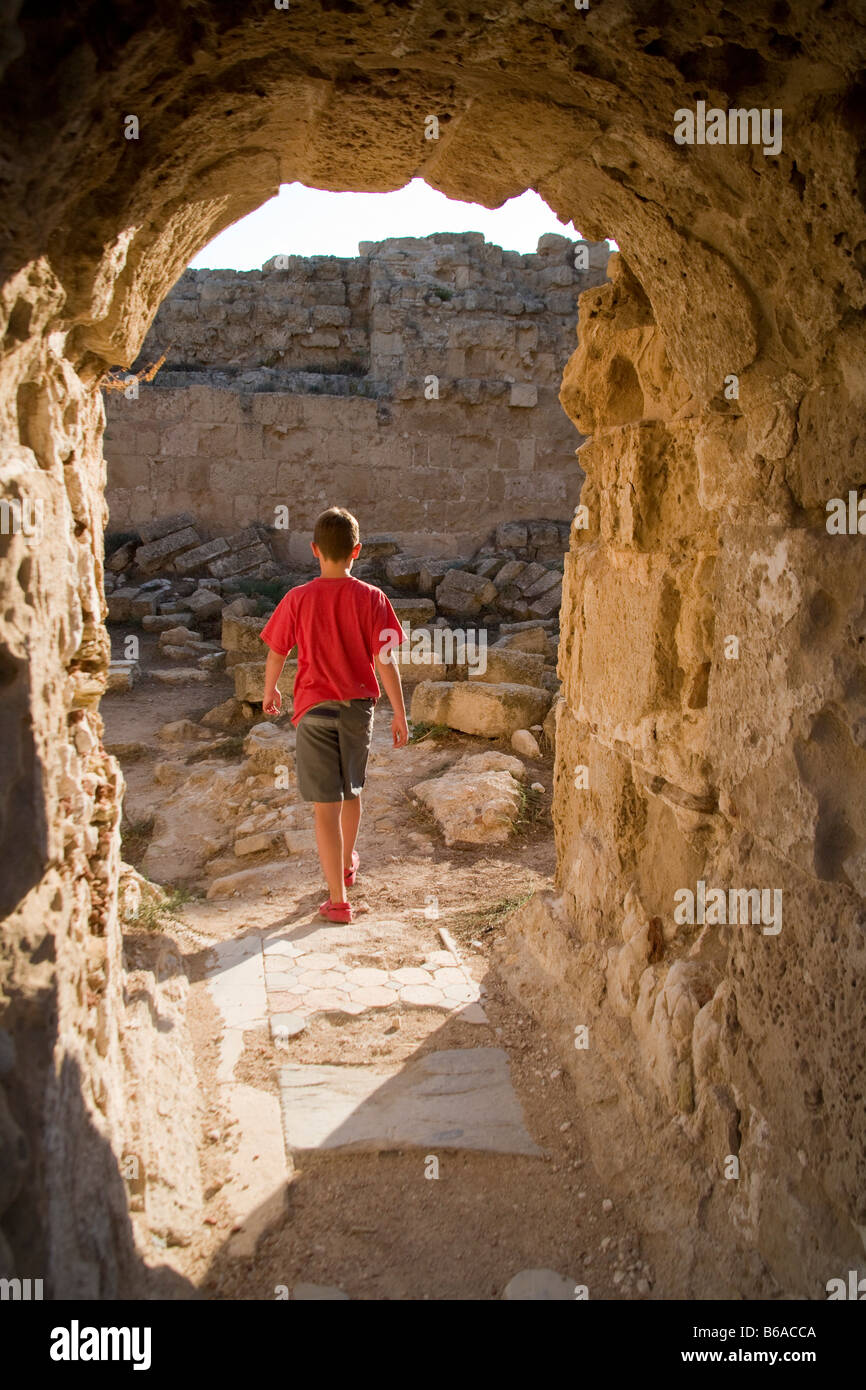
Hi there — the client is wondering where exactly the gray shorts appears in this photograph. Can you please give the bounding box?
[295,698,376,803]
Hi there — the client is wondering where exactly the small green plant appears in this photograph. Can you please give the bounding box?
[515,780,546,829]
[408,721,454,743]
[121,815,155,867]
[133,884,194,932]
[445,891,535,942]
[431,287,453,301]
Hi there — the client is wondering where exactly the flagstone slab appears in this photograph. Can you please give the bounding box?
[278,1048,542,1156]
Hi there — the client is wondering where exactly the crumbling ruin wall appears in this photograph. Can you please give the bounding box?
[1,0,865,1298]
[104,234,609,556]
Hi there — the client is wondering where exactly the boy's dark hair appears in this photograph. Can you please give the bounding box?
[313,506,360,561]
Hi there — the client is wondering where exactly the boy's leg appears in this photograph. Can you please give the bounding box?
[313,801,347,905]
[340,795,362,871]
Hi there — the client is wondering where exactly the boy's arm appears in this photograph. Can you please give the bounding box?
[374,650,409,747]
[262,647,287,715]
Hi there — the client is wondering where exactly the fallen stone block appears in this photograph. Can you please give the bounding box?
[174,537,230,575]
[514,561,548,594]
[412,751,526,846]
[200,696,246,729]
[466,648,545,687]
[158,625,203,648]
[141,612,194,632]
[222,596,260,619]
[138,512,197,545]
[106,540,137,572]
[494,626,550,656]
[244,721,296,774]
[106,660,140,691]
[494,560,527,588]
[208,542,272,579]
[106,588,143,622]
[524,568,562,600]
[232,660,267,704]
[221,613,267,655]
[418,558,455,594]
[198,651,226,672]
[162,642,209,662]
[410,680,552,738]
[436,568,497,616]
[362,534,400,559]
[384,554,421,588]
[389,597,436,627]
[151,667,212,684]
[528,583,563,618]
[186,587,225,620]
[136,525,202,573]
[511,728,541,758]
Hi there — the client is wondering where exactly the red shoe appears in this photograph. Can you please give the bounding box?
[319,899,353,923]
[344,851,360,887]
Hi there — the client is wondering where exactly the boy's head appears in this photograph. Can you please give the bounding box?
[312,507,361,567]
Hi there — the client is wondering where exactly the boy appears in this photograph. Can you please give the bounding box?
[259,507,408,923]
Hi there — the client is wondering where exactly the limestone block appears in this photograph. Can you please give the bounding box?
[411,753,526,846]
[136,525,202,572]
[222,613,267,656]
[388,597,436,627]
[174,537,230,574]
[138,512,197,544]
[527,584,563,619]
[384,555,421,588]
[418,558,455,594]
[243,722,296,774]
[158,626,203,648]
[106,660,140,691]
[411,680,551,738]
[232,660,268,704]
[106,587,143,622]
[141,612,194,632]
[494,626,550,655]
[186,588,224,620]
[435,569,497,616]
[511,728,541,758]
[467,647,545,687]
[509,382,537,408]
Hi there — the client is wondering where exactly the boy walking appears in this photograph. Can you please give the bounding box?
[260,507,408,923]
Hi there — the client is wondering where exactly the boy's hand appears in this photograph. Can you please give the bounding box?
[392,712,409,747]
[263,688,282,716]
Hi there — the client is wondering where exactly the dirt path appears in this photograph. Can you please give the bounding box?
[103,673,656,1301]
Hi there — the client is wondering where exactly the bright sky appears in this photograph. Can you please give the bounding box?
[191,179,609,268]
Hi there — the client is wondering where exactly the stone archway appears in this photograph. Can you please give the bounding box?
[1,1,865,1296]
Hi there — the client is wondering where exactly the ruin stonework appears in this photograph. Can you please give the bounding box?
[1,0,866,1297]
[104,234,609,557]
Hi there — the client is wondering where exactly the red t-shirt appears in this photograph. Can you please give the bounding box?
[259,576,403,725]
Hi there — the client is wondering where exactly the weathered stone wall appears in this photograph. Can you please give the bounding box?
[1,0,865,1298]
[104,234,609,556]
[503,252,866,1294]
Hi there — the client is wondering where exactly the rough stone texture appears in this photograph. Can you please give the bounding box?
[411,751,527,846]
[103,235,607,558]
[1,0,865,1300]
[412,680,552,738]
